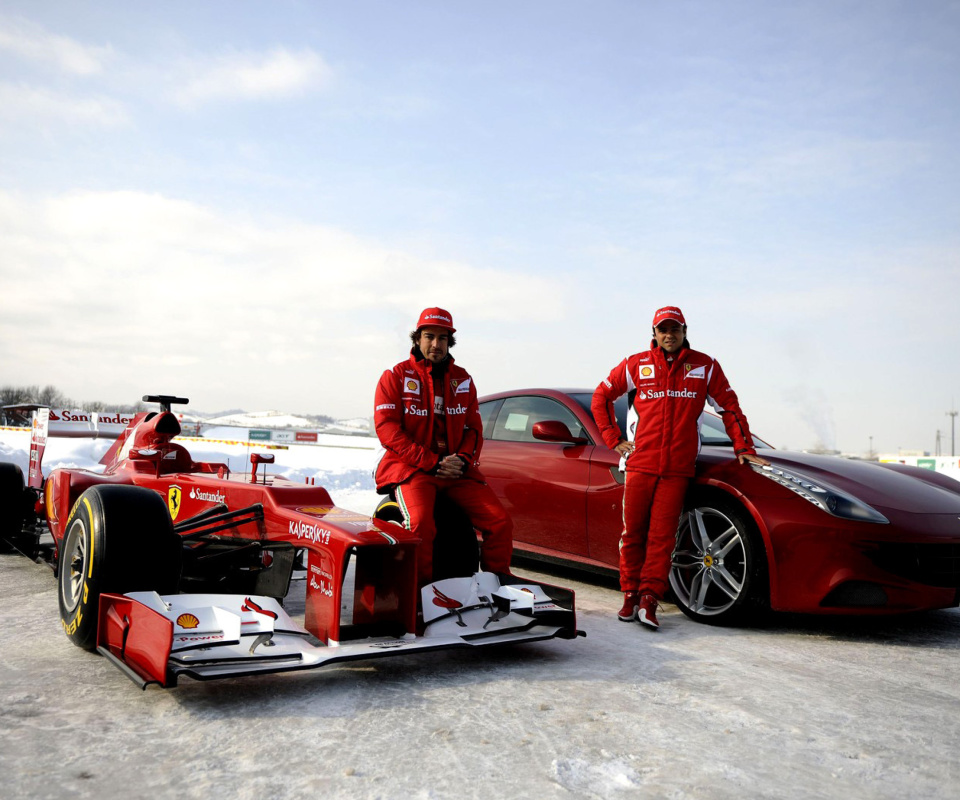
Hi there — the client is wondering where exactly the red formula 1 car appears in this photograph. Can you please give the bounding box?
[0,396,580,688]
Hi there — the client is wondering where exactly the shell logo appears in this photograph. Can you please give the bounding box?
[176,613,200,629]
[406,380,418,391]
[641,366,653,377]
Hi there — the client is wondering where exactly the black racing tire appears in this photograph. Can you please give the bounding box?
[374,493,480,581]
[432,494,481,581]
[669,495,769,626]
[0,462,27,553]
[374,497,404,525]
[58,485,182,651]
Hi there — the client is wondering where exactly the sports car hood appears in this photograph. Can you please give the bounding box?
[753,451,960,514]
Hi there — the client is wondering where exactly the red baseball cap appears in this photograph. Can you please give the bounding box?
[652,306,686,328]
[416,307,456,333]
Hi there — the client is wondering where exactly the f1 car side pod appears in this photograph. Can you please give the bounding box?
[96,573,584,688]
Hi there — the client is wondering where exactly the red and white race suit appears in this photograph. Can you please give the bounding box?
[592,345,757,476]
[591,344,758,597]
[374,351,512,584]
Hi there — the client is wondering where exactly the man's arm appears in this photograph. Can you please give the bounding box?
[454,378,483,466]
[591,358,632,452]
[374,369,440,473]
[440,376,482,479]
[705,360,770,466]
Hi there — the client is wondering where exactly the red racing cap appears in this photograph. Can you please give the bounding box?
[652,306,686,328]
[416,307,456,333]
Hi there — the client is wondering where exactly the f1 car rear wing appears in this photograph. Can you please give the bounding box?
[26,397,189,489]
[27,409,49,489]
[26,407,138,489]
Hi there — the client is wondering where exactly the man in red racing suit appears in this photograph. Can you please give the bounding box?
[592,305,768,629]
[374,307,512,586]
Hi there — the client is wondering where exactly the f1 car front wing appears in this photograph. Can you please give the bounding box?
[96,573,582,688]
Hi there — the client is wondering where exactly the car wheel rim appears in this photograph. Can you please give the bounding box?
[670,507,746,616]
[61,519,87,612]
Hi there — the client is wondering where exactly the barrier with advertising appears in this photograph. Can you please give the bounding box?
[879,455,960,483]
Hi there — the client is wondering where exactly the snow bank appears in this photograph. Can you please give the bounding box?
[0,428,383,517]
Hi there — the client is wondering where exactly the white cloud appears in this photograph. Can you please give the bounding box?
[0,16,112,75]
[23,191,565,320]
[171,47,333,107]
[0,190,566,414]
[0,82,129,128]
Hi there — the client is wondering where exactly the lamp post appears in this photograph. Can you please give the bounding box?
[949,409,958,457]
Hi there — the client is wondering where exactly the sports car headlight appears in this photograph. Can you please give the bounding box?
[750,464,889,524]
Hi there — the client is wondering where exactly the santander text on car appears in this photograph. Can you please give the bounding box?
[476,388,960,625]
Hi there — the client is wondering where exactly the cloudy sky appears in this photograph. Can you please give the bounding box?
[1,1,958,455]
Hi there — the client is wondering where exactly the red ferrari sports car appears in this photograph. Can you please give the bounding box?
[476,388,960,624]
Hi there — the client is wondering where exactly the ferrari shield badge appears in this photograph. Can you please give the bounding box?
[167,485,182,521]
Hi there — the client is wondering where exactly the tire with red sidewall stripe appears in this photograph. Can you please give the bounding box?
[58,485,182,651]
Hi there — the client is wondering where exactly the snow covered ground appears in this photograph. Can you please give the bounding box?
[2,428,960,799]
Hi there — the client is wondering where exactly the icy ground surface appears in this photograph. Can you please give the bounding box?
[2,430,960,799]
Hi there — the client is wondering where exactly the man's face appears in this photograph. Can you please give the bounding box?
[417,326,450,363]
[654,322,685,354]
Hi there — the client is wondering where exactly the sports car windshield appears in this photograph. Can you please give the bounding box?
[698,414,772,448]
[571,393,628,433]
[570,392,771,449]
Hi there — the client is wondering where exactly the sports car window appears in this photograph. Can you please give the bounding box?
[490,396,586,443]
[478,399,503,438]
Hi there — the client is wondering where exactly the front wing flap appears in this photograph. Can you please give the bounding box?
[96,573,581,688]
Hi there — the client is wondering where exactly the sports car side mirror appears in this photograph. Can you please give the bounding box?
[531,421,588,445]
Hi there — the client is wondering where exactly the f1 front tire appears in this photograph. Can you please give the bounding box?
[58,485,181,650]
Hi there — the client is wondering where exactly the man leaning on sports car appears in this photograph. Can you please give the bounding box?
[592,305,769,630]
[373,307,513,587]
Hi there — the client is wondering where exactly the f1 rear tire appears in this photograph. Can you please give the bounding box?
[0,462,27,553]
[374,493,480,581]
[58,485,182,650]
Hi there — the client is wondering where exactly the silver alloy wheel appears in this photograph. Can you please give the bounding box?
[61,518,88,613]
[670,506,747,617]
